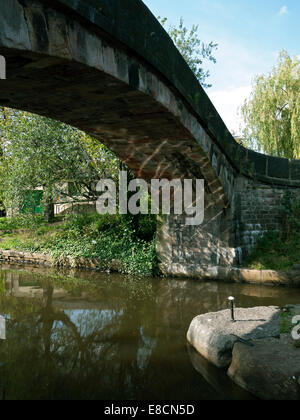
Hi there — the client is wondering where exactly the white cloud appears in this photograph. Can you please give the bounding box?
[207,85,252,135]
[278,5,288,15]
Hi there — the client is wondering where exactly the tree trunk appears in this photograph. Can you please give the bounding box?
[44,194,55,223]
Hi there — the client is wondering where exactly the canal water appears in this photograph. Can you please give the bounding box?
[1,264,300,401]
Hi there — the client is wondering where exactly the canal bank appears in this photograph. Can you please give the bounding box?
[0,213,158,277]
[1,249,300,287]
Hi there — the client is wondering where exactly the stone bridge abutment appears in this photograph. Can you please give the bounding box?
[0,0,299,277]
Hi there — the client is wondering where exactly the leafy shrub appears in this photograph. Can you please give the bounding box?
[0,215,45,232]
[0,212,159,276]
[136,214,157,241]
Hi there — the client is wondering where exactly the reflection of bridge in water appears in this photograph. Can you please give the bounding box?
[1,1,300,278]
[1,266,300,399]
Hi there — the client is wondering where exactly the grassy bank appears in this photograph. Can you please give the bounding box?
[0,213,159,276]
[245,193,300,271]
[245,231,300,271]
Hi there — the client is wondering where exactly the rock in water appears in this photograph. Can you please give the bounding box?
[228,335,300,400]
[187,306,280,368]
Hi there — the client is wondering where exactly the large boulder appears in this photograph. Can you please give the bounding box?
[187,345,255,400]
[228,335,300,400]
[187,306,280,368]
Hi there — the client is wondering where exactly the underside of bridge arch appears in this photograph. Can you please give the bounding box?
[1,0,299,277]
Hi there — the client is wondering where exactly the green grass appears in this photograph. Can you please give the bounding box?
[279,309,300,335]
[0,213,159,276]
[245,192,300,271]
[245,231,300,271]
[280,311,294,334]
[0,215,46,232]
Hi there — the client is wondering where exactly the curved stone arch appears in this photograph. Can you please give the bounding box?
[0,0,299,275]
[39,0,300,189]
[0,0,234,204]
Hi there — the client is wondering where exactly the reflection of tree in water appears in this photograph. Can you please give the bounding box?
[0,273,230,400]
[0,272,158,400]
[0,269,269,400]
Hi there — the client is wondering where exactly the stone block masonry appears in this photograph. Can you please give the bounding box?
[1,0,300,278]
[157,172,300,278]
[0,250,99,270]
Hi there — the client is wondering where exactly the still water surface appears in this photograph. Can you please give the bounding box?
[1,264,300,400]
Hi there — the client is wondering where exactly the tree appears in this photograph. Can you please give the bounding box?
[159,17,218,88]
[0,108,119,220]
[0,133,5,213]
[241,50,300,159]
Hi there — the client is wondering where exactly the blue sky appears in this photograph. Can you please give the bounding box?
[143,0,300,134]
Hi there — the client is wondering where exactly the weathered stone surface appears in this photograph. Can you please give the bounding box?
[158,263,300,287]
[0,250,101,271]
[1,0,300,277]
[158,178,300,278]
[261,270,290,285]
[187,345,255,400]
[187,306,280,368]
[228,335,300,400]
[239,269,262,283]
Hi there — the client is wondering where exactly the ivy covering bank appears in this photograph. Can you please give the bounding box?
[0,213,159,276]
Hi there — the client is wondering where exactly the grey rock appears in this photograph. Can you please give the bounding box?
[228,335,300,400]
[187,306,280,368]
[187,345,255,400]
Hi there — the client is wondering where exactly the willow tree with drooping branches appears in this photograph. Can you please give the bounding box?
[241,50,300,159]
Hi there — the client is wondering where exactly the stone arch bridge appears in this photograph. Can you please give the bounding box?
[1,0,300,277]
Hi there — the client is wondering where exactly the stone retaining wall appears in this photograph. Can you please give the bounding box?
[159,263,300,287]
[158,176,299,276]
[234,177,297,258]
[1,249,300,287]
[0,250,99,270]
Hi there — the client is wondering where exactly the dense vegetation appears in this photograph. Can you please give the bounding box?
[241,50,300,159]
[0,213,159,276]
[245,192,300,270]
[0,108,119,220]
[0,107,160,276]
[0,15,219,279]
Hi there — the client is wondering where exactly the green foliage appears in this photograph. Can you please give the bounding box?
[0,213,159,276]
[279,311,293,334]
[0,108,120,214]
[80,133,119,182]
[245,193,300,270]
[241,50,300,158]
[159,17,217,88]
[137,214,157,241]
[279,309,300,334]
[0,215,45,233]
